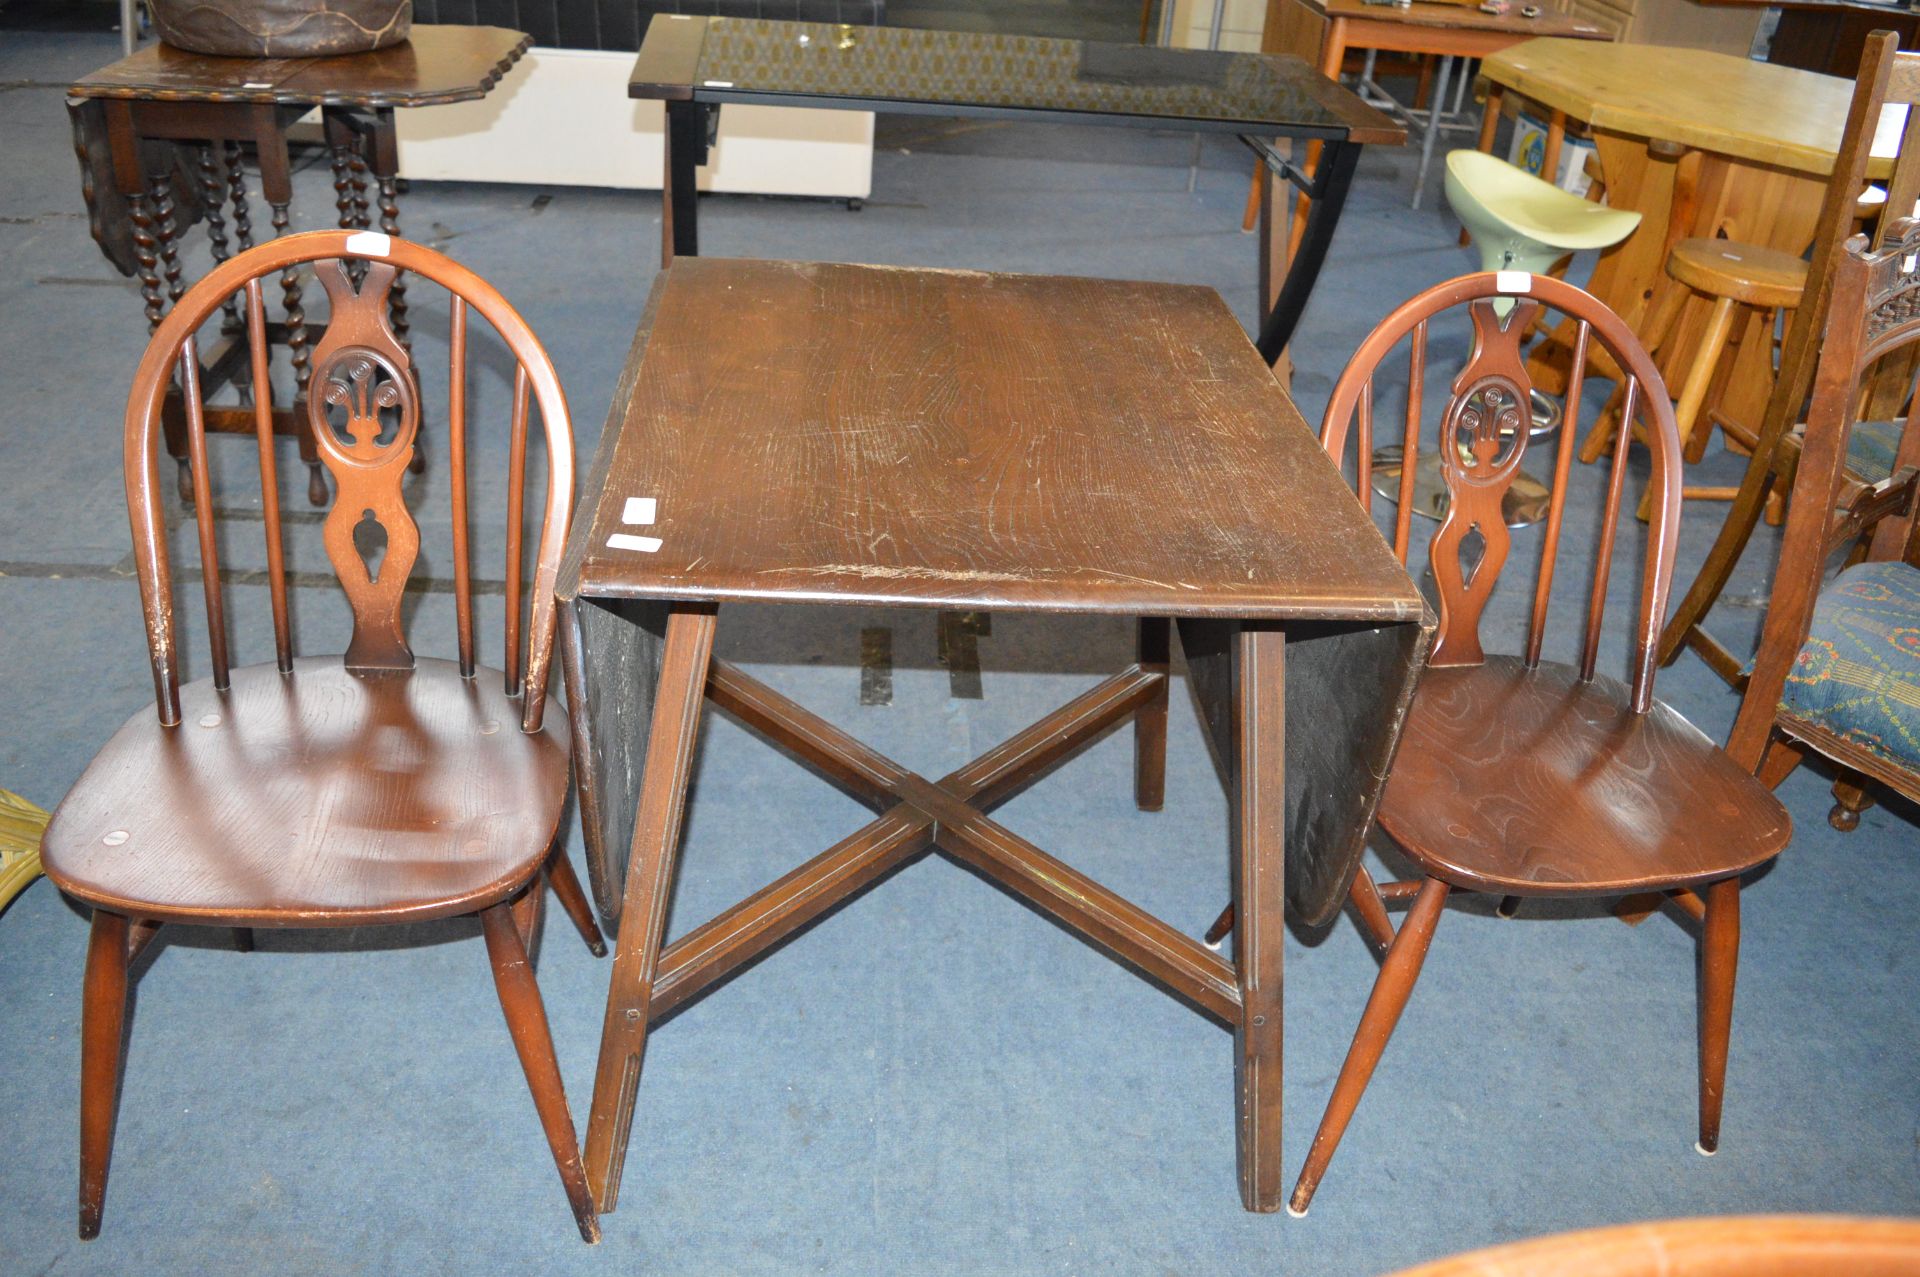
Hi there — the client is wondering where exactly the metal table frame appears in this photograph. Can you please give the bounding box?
[628,14,1401,365]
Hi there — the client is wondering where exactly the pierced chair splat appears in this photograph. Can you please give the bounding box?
[39,230,604,1244]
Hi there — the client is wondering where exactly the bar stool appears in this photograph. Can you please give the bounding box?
[1373,150,1641,527]
[1580,237,1804,518]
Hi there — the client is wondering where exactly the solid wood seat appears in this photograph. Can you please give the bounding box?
[1378,658,1789,897]
[47,231,604,1244]
[42,659,568,927]
[1667,237,1807,309]
[1241,272,1795,1217]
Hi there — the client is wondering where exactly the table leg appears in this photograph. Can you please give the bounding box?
[368,111,410,355]
[325,111,362,233]
[1255,139,1360,364]
[584,603,718,1212]
[662,99,704,266]
[1541,108,1566,188]
[1233,624,1286,1213]
[197,145,240,328]
[151,171,184,307]
[1134,617,1170,811]
[1411,55,1452,212]
[127,186,165,333]
[1462,83,1503,246]
[225,142,255,250]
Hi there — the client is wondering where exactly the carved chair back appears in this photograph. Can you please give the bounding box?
[1760,32,1920,435]
[123,229,574,733]
[1320,273,1683,712]
[1732,221,1920,766]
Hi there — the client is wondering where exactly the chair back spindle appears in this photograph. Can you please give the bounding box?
[244,278,294,673]
[122,230,575,733]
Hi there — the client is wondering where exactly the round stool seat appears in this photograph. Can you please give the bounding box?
[1445,150,1642,264]
[1668,238,1806,310]
[1858,184,1888,220]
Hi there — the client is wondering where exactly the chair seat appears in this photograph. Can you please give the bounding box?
[1445,149,1643,253]
[1668,237,1806,309]
[1376,657,1790,896]
[41,658,570,926]
[1778,560,1920,778]
[1846,416,1904,483]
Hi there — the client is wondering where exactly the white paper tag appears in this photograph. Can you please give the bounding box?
[703,79,734,87]
[607,533,663,553]
[345,230,391,258]
[1495,270,1531,294]
[243,80,272,89]
[622,496,657,525]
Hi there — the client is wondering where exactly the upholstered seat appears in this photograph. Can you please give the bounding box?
[1845,417,1905,483]
[1777,560,1920,774]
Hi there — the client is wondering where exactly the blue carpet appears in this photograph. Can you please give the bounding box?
[0,23,1916,1277]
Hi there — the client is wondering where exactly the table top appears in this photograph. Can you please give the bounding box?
[1480,37,1882,175]
[69,25,529,107]
[629,15,1401,142]
[567,257,1421,623]
[1317,0,1609,40]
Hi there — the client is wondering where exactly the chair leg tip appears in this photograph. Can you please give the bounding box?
[588,938,609,959]
[1695,1139,1717,1157]
[1286,1189,1312,1218]
[577,1215,603,1244]
[79,1211,101,1240]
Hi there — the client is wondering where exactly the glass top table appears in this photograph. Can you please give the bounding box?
[628,15,1402,363]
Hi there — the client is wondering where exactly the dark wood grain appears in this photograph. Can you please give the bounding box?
[1378,659,1789,895]
[575,258,1421,623]
[42,659,569,925]
[626,13,705,102]
[1281,270,1793,1216]
[567,257,1431,1219]
[69,26,531,108]
[42,231,599,1243]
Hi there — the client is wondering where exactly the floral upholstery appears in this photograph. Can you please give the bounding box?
[1779,560,1920,774]
[1846,418,1905,484]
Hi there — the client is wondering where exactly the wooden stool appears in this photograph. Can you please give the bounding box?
[1584,237,1804,516]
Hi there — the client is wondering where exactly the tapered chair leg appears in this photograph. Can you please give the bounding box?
[1289,876,1449,1216]
[1696,877,1740,1156]
[547,849,608,957]
[479,902,602,1243]
[79,910,132,1240]
[1348,866,1396,956]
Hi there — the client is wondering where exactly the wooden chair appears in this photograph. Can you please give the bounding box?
[1728,221,1920,831]
[1655,32,1920,686]
[38,229,605,1243]
[1234,272,1792,1214]
[1383,1215,1920,1277]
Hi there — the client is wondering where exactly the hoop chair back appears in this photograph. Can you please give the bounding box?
[123,229,574,734]
[1319,272,1683,712]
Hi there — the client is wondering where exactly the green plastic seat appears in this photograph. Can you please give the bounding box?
[1445,149,1642,277]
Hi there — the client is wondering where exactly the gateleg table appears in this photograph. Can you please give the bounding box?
[557,256,1431,1213]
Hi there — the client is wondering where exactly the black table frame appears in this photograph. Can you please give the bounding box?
[627,15,1397,364]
